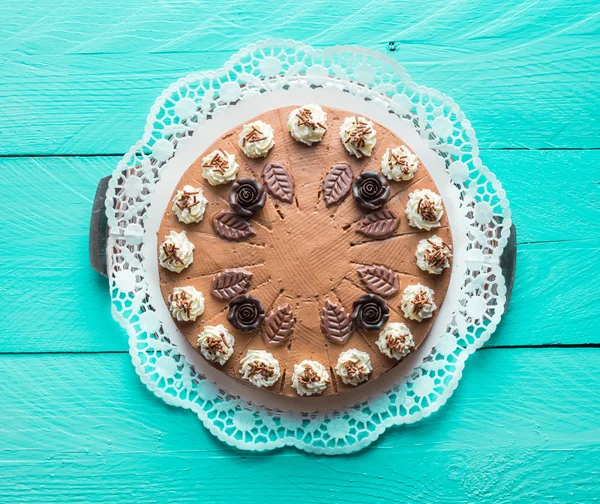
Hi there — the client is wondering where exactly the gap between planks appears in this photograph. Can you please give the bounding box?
[2,147,600,159]
[2,344,599,356]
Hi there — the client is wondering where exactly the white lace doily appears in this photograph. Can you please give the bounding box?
[105,39,511,454]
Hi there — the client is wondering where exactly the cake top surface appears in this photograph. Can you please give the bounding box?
[158,104,452,398]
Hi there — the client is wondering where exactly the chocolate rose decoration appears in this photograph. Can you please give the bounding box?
[352,294,389,331]
[229,178,266,217]
[352,172,390,210]
[228,294,265,332]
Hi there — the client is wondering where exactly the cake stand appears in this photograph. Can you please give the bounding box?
[90,40,515,454]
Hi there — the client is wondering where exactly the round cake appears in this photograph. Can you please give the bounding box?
[158,105,453,398]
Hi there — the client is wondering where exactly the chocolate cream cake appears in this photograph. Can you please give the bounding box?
[158,104,453,398]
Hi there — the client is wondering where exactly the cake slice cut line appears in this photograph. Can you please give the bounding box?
[348,225,450,248]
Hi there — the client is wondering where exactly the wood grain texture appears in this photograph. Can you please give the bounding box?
[1,3,599,498]
[0,349,598,502]
[0,0,598,155]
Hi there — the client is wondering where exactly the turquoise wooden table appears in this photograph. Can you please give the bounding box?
[1,1,599,501]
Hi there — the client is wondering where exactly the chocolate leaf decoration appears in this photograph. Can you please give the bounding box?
[320,300,353,345]
[262,162,294,203]
[262,304,295,346]
[210,269,253,301]
[357,265,399,298]
[212,210,256,241]
[323,163,353,207]
[355,209,399,239]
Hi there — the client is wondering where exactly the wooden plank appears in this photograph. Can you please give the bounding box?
[0,152,598,353]
[492,239,600,347]
[0,349,598,502]
[0,157,119,352]
[3,238,597,353]
[492,149,600,244]
[0,0,598,155]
